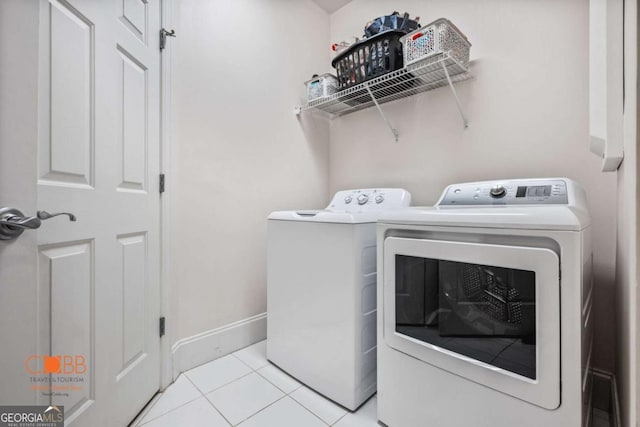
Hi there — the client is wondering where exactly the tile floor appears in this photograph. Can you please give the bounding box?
[132,339,611,427]
[131,340,377,426]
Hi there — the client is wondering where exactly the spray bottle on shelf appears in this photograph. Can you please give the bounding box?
[331,36,360,55]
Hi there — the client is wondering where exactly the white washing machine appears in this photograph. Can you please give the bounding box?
[376,178,593,427]
[267,188,411,410]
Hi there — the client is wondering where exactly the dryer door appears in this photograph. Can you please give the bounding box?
[383,237,560,409]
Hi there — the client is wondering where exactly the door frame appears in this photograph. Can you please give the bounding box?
[160,0,174,390]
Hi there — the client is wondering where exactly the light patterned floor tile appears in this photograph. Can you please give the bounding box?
[206,372,284,425]
[290,386,347,425]
[139,375,203,424]
[334,396,377,427]
[233,341,268,370]
[239,397,327,427]
[141,397,229,427]
[186,354,252,394]
[256,364,302,394]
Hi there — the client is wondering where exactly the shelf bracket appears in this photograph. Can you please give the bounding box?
[441,61,469,129]
[364,83,399,142]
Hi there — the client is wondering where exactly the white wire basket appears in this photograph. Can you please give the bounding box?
[305,74,339,101]
[400,18,471,68]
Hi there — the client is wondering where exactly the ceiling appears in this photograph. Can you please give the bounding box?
[311,0,352,14]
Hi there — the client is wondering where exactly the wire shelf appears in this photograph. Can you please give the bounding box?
[299,53,472,117]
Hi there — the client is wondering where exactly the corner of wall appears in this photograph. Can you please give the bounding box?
[614,0,639,425]
[171,313,267,379]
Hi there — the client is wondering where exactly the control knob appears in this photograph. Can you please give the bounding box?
[375,195,384,204]
[357,194,369,205]
[344,196,352,204]
[490,184,506,198]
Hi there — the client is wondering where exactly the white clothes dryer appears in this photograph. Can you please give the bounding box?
[376,178,593,427]
[267,188,411,410]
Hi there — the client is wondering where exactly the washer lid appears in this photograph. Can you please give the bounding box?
[268,188,412,224]
[268,210,386,224]
[377,205,590,231]
[379,178,591,231]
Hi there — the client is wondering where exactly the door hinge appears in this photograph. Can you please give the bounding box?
[159,173,165,194]
[160,28,176,50]
[159,317,166,337]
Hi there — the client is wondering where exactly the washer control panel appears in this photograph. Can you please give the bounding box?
[438,179,569,206]
[328,188,411,211]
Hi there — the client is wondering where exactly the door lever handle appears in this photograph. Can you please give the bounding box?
[0,207,77,241]
[0,215,41,230]
[37,211,77,222]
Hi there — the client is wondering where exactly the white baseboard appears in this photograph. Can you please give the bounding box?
[171,313,267,379]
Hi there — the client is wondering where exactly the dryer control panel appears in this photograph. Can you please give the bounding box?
[438,179,569,206]
[327,188,412,212]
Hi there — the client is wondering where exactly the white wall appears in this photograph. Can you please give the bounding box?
[616,132,637,427]
[615,0,638,425]
[170,0,330,343]
[329,0,618,371]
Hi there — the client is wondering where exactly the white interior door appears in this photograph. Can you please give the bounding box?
[0,0,163,425]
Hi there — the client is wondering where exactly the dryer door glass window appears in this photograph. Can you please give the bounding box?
[395,255,537,379]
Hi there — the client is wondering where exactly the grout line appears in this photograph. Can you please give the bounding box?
[129,392,162,427]
[201,393,234,426]
[288,387,340,427]
[254,368,286,394]
[211,405,233,427]
[136,376,205,426]
[331,411,349,426]
[233,394,288,426]
[230,348,270,372]
[297,402,332,426]
[181,349,353,427]
[183,373,206,396]
[330,395,377,426]
[185,366,254,396]
[202,371,280,426]
[144,346,270,426]
[231,352,259,372]
[202,369,285,426]
[137,396,205,426]
[238,395,329,427]
[254,365,303,395]
[141,356,375,427]
[235,395,289,426]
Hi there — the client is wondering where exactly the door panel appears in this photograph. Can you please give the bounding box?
[118,47,148,192]
[118,233,147,372]
[36,0,161,425]
[119,0,147,42]
[39,241,94,413]
[41,0,94,187]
